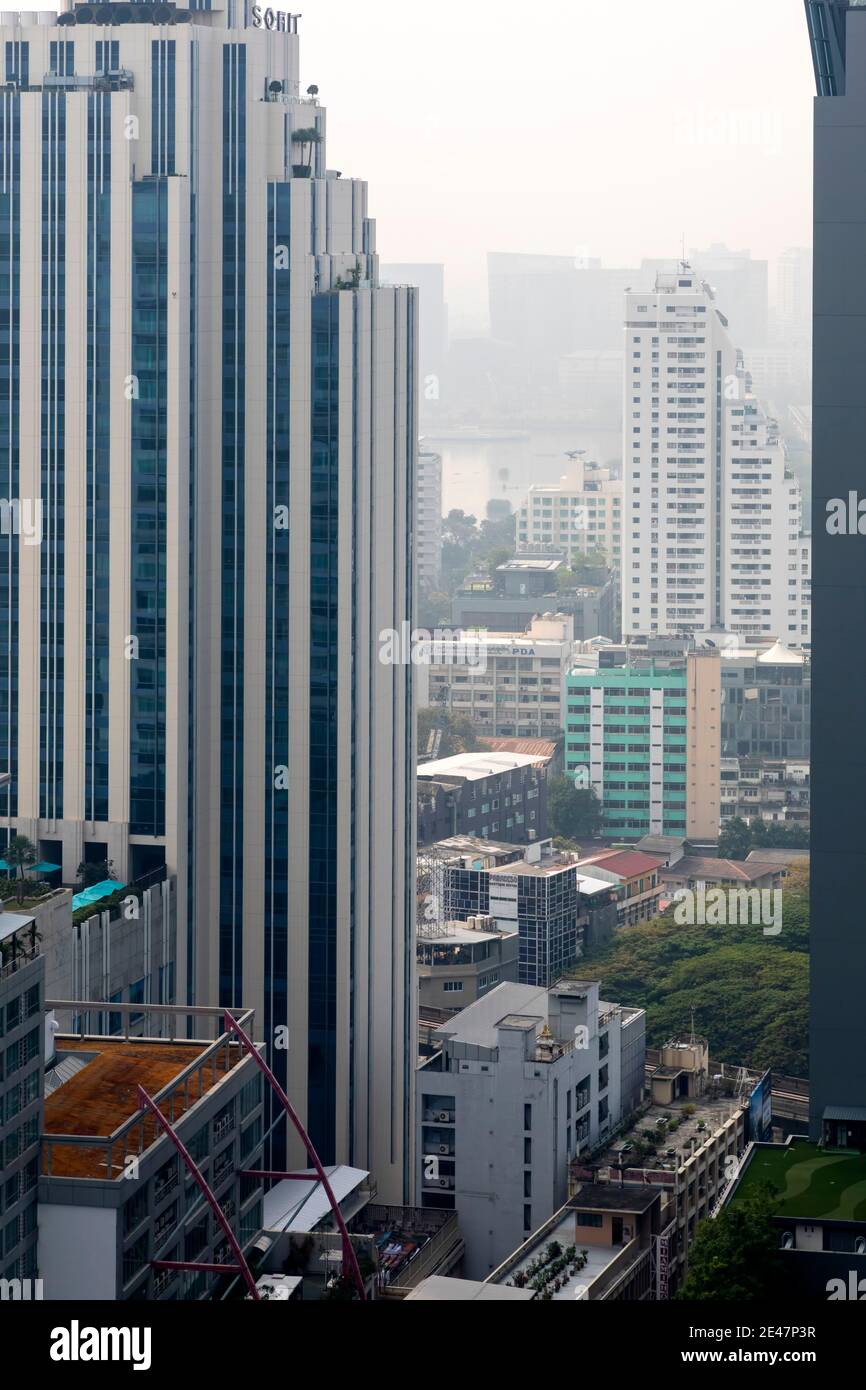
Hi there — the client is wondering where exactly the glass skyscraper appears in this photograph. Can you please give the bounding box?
[0,1,417,1200]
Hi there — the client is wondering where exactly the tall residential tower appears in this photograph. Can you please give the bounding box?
[0,1,417,1198]
[623,267,810,647]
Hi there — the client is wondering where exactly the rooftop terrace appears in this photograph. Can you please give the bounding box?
[731,1141,866,1222]
[42,1002,257,1181]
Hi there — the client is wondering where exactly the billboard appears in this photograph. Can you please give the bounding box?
[748,1069,772,1143]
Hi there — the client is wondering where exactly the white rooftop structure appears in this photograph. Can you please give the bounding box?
[0,908,36,945]
[262,1166,370,1235]
[575,873,618,897]
[417,751,548,781]
[434,979,597,1051]
[404,1275,533,1301]
[757,639,805,665]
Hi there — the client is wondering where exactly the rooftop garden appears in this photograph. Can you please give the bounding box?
[732,1141,866,1221]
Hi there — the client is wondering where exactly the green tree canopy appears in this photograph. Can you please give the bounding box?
[579,867,809,1075]
[548,777,602,840]
[677,1183,784,1300]
[717,816,752,860]
[417,708,479,761]
[4,835,37,904]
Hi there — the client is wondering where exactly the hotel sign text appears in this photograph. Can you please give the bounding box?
[251,6,300,32]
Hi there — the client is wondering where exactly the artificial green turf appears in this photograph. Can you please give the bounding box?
[733,1141,866,1221]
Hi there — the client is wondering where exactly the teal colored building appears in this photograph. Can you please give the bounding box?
[565,663,688,842]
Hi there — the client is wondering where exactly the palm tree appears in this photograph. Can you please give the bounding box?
[5,835,37,904]
[291,126,321,176]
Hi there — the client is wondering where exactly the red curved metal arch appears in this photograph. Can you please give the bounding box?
[136,1084,261,1301]
[223,1011,367,1301]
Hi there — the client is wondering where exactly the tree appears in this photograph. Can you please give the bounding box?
[717,816,752,860]
[677,1183,784,1300]
[417,708,479,760]
[486,546,512,576]
[76,859,116,890]
[577,867,810,1076]
[290,126,321,173]
[5,835,37,904]
[548,777,602,839]
[750,818,809,850]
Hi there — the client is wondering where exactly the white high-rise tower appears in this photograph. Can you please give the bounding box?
[623,265,809,646]
[0,1,417,1200]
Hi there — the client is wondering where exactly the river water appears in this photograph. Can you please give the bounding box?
[424,426,623,519]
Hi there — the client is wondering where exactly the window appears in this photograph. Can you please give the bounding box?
[523,1204,532,1232]
[524,1103,532,1132]
[524,1137,531,1164]
[577,1212,603,1228]
[123,1187,149,1237]
[443,981,463,994]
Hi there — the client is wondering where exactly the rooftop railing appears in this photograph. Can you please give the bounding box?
[42,1002,259,1181]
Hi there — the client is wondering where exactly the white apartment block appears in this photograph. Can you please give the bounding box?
[417,448,443,592]
[417,979,646,1278]
[723,393,812,646]
[516,459,623,572]
[420,616,574,739]
[623,266,810,646]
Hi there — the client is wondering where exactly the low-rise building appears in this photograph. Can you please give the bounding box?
[659,855,784,897]
[721,1137,866,1299]
[417,750,549,847]
[516,461,623,573]
[577,849,663,926]
[256,1166,465,1299]
[39,1002,267,1301]
[421,615,574,740]
[578,1034,754,1293]
[487,1183,663,1300]
[417,916,519,1013]
[452,553,618,643]
[720,757,810,827]
[434,837,617,986]
[416,979,646,1278]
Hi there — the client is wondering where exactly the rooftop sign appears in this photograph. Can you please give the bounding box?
[251,5,300,31]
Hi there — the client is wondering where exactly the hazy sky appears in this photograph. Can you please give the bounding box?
[34,0,815,331]
[302,0,815,330]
